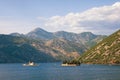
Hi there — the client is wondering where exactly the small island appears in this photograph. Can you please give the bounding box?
[61,59,80,66]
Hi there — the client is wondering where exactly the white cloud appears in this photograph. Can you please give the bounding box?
[39,2,120,35]
[0,18,36,34]
[1,2,120,35]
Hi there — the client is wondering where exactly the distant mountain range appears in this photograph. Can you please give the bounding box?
[80,29,120,64]
[26,28,106,48]
[0,28,106,63]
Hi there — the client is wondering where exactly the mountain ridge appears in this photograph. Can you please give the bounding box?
[26,28,55,40]
[0,27,107,63]
[26,27,106,47]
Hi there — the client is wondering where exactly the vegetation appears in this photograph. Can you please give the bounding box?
[62,59,81,65]
[0,35,56,63]
[0,28,106,63]
[80,29,120,64]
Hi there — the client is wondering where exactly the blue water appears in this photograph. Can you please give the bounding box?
[0,63,120,80]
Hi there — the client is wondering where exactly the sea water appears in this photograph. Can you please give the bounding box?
[0,63,120,80]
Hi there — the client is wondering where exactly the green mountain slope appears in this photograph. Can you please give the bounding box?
[0,28,106,63]
[0,34,86,63]
[81,29,120,64]
[0,35,56,63]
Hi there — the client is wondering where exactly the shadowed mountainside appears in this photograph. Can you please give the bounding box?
[0,28,106,63]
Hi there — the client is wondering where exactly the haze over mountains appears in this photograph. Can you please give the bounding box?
[10,28,107,49]
[26,28,106,48]
[0,28,106,63]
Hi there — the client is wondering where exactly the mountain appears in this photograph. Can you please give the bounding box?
[45,38,87,59]
[26,28,55,40]
[53,31,78,41]
[27,37,86,61]
[0,34,86,63]
[80,29,120,64]
[10,32,24,37]
[0,35,56,63]
[26,28,106,48]
[54,31,106,48]
[2,27,106,63]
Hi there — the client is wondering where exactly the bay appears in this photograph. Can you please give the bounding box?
[0,63,120,80]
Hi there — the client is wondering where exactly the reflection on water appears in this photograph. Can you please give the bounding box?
[0,63,120,80]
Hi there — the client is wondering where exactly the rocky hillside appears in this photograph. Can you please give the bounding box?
[0,34,87,63]
[1,27,106,63]
[26,28,55,39]
[26,28,106,48]
[81,29,120,64]
[27,38,87,61]
[45,38,87,59]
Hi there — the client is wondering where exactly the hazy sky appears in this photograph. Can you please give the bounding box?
[0,0,120,35]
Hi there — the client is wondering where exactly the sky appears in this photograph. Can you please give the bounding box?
[0,0,120,35]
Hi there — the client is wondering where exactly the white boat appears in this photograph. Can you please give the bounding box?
[23,61,38,66]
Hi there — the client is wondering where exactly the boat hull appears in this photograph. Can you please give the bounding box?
[23,64,38,66]
[61,63,80,66]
